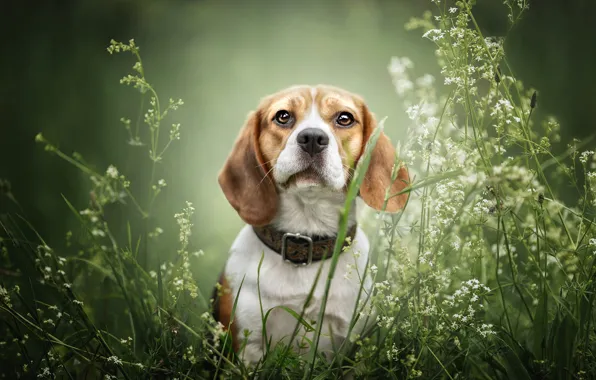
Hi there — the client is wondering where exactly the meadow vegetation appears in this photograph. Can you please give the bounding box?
[1,1,595,379]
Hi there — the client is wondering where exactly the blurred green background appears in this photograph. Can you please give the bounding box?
[1,0,595,295]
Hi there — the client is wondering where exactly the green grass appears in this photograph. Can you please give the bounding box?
[1,1,596,379]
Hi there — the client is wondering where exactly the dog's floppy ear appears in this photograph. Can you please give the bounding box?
[218,111,278,226]
[359,104,410,212]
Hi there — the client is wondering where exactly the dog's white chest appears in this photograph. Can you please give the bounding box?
[224,225,372,361]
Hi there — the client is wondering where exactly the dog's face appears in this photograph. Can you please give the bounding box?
[259,86,363,191]
[218,85,409,226]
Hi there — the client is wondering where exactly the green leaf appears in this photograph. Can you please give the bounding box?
[578,282,595,348]
[157,260,164,310]
[501,349,532,380]
[263,305,316,333]
[553,313,578,380]
[532,290,548,359]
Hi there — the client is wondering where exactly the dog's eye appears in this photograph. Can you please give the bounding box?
[274,110,292,126]
[336,112,354,127]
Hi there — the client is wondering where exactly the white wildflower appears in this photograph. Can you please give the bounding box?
[579,151,594,164]
[388,56,413,75]
[107,355,123,366]
[91,228,105,237]
[174,201,195,246]
[37,367,51,378]
[0,286,11,307]
[106,165,119,179]
[370,264,378,276]
[416,74,435,88]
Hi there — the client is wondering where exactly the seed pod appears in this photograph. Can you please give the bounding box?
[538,193,544,204]
[495,66,502,84]
[531,91,537,109]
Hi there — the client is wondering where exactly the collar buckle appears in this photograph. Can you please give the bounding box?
[281,233,314,266]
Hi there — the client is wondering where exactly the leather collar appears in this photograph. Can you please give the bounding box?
[252,224,357,265]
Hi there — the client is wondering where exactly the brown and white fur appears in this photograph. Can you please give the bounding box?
[215,85,409,364]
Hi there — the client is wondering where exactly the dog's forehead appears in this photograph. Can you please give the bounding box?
[314,85,360,111]
[262,85,360,114]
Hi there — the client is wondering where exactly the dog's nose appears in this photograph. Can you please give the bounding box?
[296,128,329,157]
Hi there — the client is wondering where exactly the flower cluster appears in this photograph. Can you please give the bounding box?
[1,38,201,378]
[171,202,200,299]
[352,2,596,378]
[442,279,492,331]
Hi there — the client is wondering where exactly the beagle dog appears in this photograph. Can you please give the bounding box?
[214,85,409,364]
